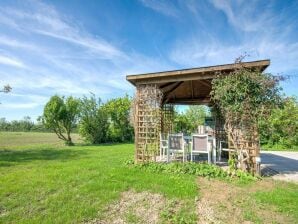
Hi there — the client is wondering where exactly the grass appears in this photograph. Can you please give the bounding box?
[0,131,82,147]
[0,132,297,223]
[0,132,197,223]
[255,183,298,220]
[261,143,298,151]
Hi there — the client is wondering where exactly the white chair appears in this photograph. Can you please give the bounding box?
[191,134,212,163]
[197,125,206,134]
[167,134,185,162]
[160,133,168,160]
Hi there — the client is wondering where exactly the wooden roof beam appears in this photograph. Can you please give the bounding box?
[199,80,211,88]
[126,59,270,86]
[167,97,211,105]
[162,81,183,104]
[159,82,175,90]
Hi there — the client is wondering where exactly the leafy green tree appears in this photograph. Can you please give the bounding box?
[31,116,50,132]
[173,106,207,134]
[174,113,192,134]
[20,116,34,131]
[185,106,208,131]
[103,95,134,142]
[78,94,109,144]
[259,97,298,148]
[0,118,9,131]
[42,95,80,145]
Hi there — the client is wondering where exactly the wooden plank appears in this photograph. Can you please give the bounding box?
[159,82,175,89]
[199,80,211,88]
[162,81,183,104]
[167,97,211,105]
[126,60,270,85]
[190,80,194,99]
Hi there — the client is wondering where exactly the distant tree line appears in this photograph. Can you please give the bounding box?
[1,94,297,149]
[0,116,50,132]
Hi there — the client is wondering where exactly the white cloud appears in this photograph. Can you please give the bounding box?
[0,2,126,60]
[0,93,48,109]
[209,0,272,32]
[35,30,124,59]
[106,79,133,92]
[0,55,26,68]
[0,102,40,109]
[170,1,298,74]
[0,35,41,51]
[139,0,180,17]
[170,36,298,74]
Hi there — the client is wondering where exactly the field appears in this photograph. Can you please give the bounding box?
[0,132,297,223]
[0,132,83,147]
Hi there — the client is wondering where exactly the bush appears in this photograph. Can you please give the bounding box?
[79,94,109,144]
[125,160,257,181]
[103,95,134,142]
[259,97,298,149]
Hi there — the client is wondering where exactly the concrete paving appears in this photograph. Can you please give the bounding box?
[261,151,298,183]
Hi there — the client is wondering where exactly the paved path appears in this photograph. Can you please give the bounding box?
[261,151,298,182]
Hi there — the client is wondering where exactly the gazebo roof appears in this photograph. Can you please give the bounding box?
[126,59,270,105]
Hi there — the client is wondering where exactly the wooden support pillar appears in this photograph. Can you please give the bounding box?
[134,84,162,163]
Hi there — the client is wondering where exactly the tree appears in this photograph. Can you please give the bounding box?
[173,106,207,134]
[103,95,134,142]
[185,106,208,131]
[259,97,298,148]
[173,113,193,135]
[42,95,80,145]
[78,94,109,144]
[25,116,34,131]
[0,118,9,131]
[0,84,11,104]
[0,84,11,93]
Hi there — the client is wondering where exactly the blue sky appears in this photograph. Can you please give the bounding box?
[0,0,297,121]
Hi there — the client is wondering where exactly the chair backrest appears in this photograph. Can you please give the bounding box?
[197,125,206,134]
[206,126,214,136]
[160,133,168,147]
[192,134,208,152]
[168,134,184,151]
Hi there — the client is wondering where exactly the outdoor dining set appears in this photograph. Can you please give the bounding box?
[159,125,228,164]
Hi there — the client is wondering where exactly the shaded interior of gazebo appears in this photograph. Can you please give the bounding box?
[126,60,270,173]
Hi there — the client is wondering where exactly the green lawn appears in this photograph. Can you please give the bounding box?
[0,132,197,223]
[0,132,297,223]
[261,143,298,151]
[0,132,82,147]
[255,183,298,221]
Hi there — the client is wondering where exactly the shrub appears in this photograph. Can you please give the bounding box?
[79,94,108,144]
[103,95,134,142]
[125,160,257,181]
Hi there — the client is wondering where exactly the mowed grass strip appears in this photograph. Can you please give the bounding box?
[0,136,197,223]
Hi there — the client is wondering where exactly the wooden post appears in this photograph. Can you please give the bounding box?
[134,84,162,163]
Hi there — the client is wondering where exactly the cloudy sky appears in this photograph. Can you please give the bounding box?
[0,0,297,121]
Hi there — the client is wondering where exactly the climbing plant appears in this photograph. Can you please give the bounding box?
[210,61,283,174]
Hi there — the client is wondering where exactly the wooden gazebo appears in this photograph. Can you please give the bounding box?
[126,60,270,173]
